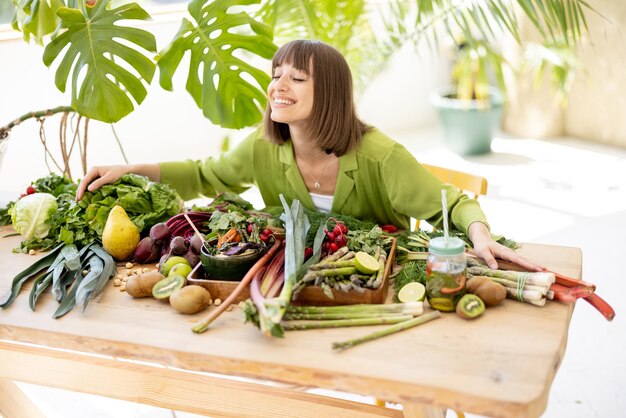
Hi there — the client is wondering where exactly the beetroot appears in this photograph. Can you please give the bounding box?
[149,222,172,244]
[134,237,161,263]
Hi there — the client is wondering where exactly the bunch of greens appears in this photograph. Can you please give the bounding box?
[0,173,75,227]
[262,206,378,246]
[13,174,183,253]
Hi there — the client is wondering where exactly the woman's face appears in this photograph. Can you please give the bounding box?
[267,63,314,127]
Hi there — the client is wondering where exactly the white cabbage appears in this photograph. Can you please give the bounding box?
[10,193,58,240]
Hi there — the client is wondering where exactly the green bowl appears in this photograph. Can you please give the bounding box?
[200,245,265,281]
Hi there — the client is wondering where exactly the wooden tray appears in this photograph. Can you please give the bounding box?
[188,238,396,306]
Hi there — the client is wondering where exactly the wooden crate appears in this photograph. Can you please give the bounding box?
[188,239,396,306]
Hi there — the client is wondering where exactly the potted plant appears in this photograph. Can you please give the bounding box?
[432,40,505,155]
[385,1,592,156]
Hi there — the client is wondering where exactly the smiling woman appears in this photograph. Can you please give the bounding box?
[75,39,542,273]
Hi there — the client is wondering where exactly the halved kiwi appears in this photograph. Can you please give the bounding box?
[152,275,186,300]
[456,294,485,320]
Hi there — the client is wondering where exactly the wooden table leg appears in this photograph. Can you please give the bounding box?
[402,403,446,418]
[0,378,46,418]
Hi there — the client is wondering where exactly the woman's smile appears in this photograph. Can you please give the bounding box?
[267,63,313,125]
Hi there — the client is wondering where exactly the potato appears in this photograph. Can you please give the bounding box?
[125,270,165,297]
[467,276,506,306]
[169,285,212,314]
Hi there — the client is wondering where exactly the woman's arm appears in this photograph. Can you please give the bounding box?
[468,222,544,271]
[76,163,160,200]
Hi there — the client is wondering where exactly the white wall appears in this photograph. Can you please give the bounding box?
[0,14,445,195]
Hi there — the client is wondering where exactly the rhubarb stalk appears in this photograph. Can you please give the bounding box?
[192,237,282,333]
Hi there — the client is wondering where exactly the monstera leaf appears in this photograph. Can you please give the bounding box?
[42,0,156,123]
[12,0,65,44]
[255,0,386,94]
[157,0,277,129]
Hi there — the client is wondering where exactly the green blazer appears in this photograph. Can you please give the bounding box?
[159,127,488,233]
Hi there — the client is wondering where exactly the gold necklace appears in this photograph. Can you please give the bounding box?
[311,156,332,190]
[297,152,334,190]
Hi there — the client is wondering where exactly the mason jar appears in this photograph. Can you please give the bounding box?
[425,236,467,312]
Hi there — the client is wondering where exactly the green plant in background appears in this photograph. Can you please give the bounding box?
[384,0,593,107]
[43,0,157,122]
[0,0,596,173]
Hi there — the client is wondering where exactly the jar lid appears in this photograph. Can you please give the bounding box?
[429,236,466,256]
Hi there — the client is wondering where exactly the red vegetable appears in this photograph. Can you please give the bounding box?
[328,242,339,253]
[335,234,347,247]
[380,224,399,233]
[193,238,283,332]
[26,186,36,195]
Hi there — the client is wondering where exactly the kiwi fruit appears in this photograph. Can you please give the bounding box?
[169,285,212,314]
[152,274,186,300]
[456,294,485,320]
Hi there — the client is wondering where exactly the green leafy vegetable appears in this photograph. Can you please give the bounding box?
[15,173,183,253]
[10,193,58,240]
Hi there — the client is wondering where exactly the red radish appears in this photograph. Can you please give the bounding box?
[335,234,347,247]
[328,242,339,253]
[26,186,36,195]
[247,224,254,234]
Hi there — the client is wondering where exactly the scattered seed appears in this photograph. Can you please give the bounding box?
[113,279,122,286]
[125,262,133,269]
[28,249,36,255]
[82,269,88,276]
[120,285,126,292]
[213,298,222,306]
[226,305,233,312]
[155,263,160,270]
[116,274,123,280]
[126,270,133,276]
[142,268,149,273]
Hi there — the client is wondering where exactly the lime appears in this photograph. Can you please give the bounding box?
[354,251,380,275]
[398,282,426,303]
[160,256,191,276]
[169,263,192,278]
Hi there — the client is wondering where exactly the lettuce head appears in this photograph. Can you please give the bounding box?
[10,193,58,240]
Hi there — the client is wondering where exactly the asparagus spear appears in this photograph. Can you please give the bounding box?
[332,311,441,351]
[283,315,413,330]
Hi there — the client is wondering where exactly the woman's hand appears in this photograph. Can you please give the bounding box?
[468,222,544,272]
[76,164,160,201]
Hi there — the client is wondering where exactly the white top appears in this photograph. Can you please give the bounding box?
[309,192,334,213]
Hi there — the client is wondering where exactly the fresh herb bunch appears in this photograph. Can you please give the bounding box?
[263,206,379,247]
[393,260,427,302]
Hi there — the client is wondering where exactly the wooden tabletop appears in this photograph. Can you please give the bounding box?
[0,225,581,418]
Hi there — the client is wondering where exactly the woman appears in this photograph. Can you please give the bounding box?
[77,40,539,271]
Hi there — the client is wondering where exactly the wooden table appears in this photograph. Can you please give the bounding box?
[0,225,581,418]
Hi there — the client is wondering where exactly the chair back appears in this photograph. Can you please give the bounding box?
[414,164,488,231]
[421,163,487,199]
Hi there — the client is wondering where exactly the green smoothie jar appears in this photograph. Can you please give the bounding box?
[425,236,467,312]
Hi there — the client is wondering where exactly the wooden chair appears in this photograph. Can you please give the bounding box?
[421,163,488,199]
[414,164,488,231]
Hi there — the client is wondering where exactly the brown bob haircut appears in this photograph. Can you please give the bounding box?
[263,40,370,156]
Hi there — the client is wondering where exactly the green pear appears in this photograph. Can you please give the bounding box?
[102,205,140,260]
